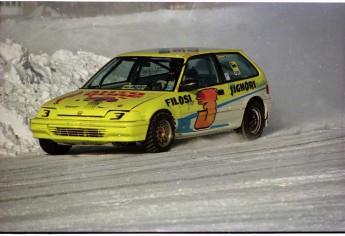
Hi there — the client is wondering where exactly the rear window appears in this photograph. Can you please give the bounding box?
[216,53,259,81]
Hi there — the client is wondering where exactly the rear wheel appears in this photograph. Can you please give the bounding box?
[39,139,72,155]
[241,101,265,140]
[143,112,175,153]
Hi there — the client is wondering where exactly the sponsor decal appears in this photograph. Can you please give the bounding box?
[54,91,83,104]
[84,91,145,101]
[54,90,145,104]
[230,81,256,96]
[194,88,218,130]
[172,48,199,53]
[224,73,231,81]
[159,48,199,54]
[85,100,103,108]
[65,106,79,108]
[230,61,241,75]
[84,96,118,102]
[122,85,147,90]
[165,95,193,107]
[216,55,227,59]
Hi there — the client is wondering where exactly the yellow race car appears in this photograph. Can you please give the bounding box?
[30,48,273,154]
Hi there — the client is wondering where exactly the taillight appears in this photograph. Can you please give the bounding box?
[266,83,270,94]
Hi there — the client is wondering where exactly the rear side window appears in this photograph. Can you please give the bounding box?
[216,53,259,81]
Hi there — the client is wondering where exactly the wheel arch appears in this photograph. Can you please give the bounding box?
[240,95,266,140]
[246,96,264,108]
[244,95,269,129]
[143,108,176,153]
[241,95,266,126]
[149,109,176,129]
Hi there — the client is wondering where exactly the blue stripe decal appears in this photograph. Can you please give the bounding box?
[177,123,229,134]
[211,123,229,129]
[218,86,266,109]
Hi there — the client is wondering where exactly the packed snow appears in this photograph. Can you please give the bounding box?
[0,3,344,231]
[0,39,109,156]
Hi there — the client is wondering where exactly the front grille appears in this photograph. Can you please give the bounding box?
[49,127,105,138]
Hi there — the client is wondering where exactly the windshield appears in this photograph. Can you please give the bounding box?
[82,57,184,91]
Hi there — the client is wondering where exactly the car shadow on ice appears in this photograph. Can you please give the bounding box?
[171,130,248,150]
[59,129,275,155]
[40,129,277,156]
[67,144,145,156]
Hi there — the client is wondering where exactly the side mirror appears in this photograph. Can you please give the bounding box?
[179,80,198,91]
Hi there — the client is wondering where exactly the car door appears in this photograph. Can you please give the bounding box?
[176,54,231,135]
[214,53,262,128]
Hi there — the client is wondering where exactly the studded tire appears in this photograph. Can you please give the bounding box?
[39,139,72,155]
[241,100,265,140]
[143,112,175,153]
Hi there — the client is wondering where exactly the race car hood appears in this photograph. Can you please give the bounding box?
[43,89,166,117]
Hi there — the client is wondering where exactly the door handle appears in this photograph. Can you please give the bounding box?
[217,89,225,95]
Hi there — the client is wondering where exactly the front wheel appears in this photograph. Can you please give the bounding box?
[39,139,72,155]
[143,112,175,153]
[241,101,265,140]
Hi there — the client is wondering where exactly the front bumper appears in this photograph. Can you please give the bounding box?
[30,117,149,145]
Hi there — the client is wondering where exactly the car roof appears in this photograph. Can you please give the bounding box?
[117,47,243,59]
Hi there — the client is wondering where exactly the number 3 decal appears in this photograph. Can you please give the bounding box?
[194,88,218,130]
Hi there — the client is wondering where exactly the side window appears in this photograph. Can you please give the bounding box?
[183,55,219,88]
[216,53,259,81]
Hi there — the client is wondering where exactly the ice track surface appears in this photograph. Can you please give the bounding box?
[0,128,344,232]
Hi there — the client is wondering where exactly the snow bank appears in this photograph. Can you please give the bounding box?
[0,39,109,157]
